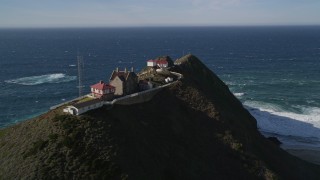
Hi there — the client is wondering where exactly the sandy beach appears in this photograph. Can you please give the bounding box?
[284,148,320,165]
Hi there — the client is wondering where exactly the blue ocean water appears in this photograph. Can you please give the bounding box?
[1,26,320,148]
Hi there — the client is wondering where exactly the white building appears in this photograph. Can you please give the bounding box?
[147,59,169,68]
[165,77,173,83]
[147,60,157,67]
[63,99,104,115]
[90,80,115,100]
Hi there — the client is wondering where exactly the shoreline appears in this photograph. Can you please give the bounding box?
[282,146,320,165]
[0,111,47,130]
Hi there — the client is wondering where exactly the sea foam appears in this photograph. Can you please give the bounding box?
[244,100,320,147]
[234,92,245,97]
[5,73,76,86]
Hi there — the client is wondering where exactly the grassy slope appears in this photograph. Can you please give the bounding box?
[0,54,320,179]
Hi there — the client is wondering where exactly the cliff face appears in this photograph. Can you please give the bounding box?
[1,55,320,179]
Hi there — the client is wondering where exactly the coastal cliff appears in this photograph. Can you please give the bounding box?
[1,54,320,179]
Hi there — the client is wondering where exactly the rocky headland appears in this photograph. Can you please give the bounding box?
[1,54,320,179]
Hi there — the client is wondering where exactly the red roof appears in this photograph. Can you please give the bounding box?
[157,59,168,64]
[91,81,115,90]
[147,59,168,64]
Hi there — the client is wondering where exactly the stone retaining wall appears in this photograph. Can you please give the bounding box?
[59,71,183,115]
[112,86,163,105]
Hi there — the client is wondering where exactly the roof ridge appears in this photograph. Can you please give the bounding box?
[109,70,115,81]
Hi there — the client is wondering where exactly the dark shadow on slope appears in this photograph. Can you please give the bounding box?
[87,87,320,180]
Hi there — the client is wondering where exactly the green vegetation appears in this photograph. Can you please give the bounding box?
[53,114,79,133]
[77,96,94,103]
[1,54,320,179]
[48,133,59,142]
[24,139,49,158]
[0,129,6,138]
[53,115,83,149]
[217,131,244,152]
[61,136,74,148]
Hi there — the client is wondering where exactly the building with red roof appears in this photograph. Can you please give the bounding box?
[90,80,115,99]
[156,59,169,68]
[147,60,157,67]
[147,58,169,68]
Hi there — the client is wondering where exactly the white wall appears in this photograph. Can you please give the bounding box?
[147,61,156,67]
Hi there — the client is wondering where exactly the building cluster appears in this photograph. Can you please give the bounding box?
[89,57,172,101]
[90,67,138,100]
[147,59,169,68]
[63,57,173,116]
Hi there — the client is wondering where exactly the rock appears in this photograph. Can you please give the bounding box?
[268,137,282,146]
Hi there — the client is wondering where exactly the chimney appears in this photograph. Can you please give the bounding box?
[99,80,103,84]
[125,67,127,73]
[131,67,134,72]
[116,67,119,72]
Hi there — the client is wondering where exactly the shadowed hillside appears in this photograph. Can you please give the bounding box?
[1,54,320,179]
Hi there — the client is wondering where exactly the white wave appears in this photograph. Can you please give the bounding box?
[234,92,245,97]
[244,101,320,148]
[69,64,76,67]
[5,73,76,86]
[244,100,320,147]
[225,81,236,86]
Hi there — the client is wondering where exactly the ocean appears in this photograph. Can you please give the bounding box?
[1,26,320,149]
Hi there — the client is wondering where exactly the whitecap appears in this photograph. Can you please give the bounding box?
[234,92,245,97]
[225,81,236,86]
[5,73,76,86]
[244,100,320,147]
[69,64,76,67]
[306,100,315,104]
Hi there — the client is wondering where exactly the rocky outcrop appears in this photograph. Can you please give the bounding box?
[0,54,320,179]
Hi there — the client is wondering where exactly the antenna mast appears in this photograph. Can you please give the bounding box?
[77,53,84,97]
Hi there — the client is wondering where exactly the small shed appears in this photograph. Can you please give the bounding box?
[63,99,104,115]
